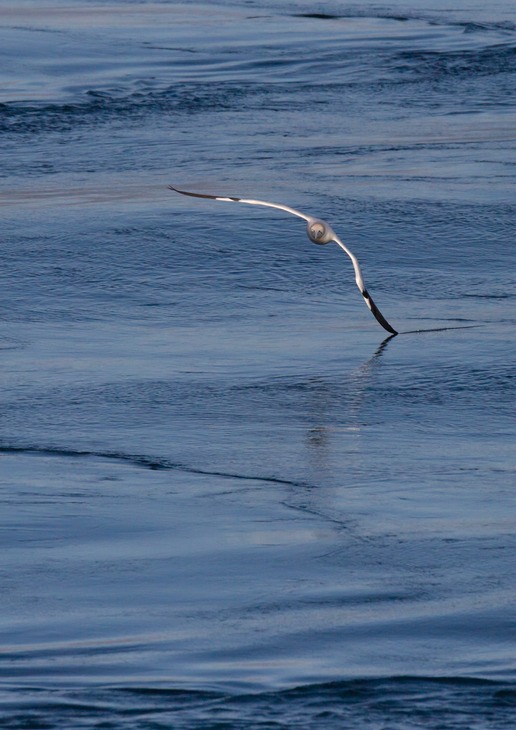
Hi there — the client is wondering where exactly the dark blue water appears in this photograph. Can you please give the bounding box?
[1,1,515,727]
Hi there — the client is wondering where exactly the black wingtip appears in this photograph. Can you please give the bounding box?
[168,186,242,203]
[168,185,203,197]
[168,186,218,200]
[362,290,398,336]
[375,316,398,336]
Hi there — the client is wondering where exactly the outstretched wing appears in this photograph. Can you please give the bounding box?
[168,186,311,222]
[332,234,398,335]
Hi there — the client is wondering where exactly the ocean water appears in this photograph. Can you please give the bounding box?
[1,0,515,727]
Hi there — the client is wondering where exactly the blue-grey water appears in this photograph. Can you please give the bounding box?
[1,0,515,727]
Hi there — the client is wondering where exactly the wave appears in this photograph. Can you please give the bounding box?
[0,81,267,136]
[1,14,513,136]
[0,443,307,488]
[394,43,516,81]
[0,676,513,729]
[293,12,516,36]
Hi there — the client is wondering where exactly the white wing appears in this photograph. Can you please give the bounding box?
[168,186,311,222]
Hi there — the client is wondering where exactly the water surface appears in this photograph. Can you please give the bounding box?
[1,0,515,727]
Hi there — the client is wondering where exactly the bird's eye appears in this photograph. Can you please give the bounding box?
[307,220,331,245]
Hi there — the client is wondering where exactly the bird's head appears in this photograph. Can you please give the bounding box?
[306,218,334,245]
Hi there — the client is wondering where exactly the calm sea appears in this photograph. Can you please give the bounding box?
[1,0,515,727]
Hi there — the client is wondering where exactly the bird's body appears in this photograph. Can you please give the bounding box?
[169,186,397,336]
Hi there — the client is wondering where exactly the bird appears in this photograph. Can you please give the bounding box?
[168,186,398,336]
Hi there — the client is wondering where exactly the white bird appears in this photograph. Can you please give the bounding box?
[169,186,398,336]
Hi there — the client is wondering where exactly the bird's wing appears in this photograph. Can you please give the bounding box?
[332,234,398,336]
[168,186,311,222]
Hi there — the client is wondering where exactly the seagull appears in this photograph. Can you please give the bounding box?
[168,186,398,336]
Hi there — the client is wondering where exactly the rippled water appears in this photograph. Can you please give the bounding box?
[1,0,515,727]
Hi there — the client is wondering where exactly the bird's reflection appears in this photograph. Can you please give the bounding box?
[304,333,396,459]
[287,325,480,538]
[304,325,474,462]
[306,324,481,473]
[277,334,398,546]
